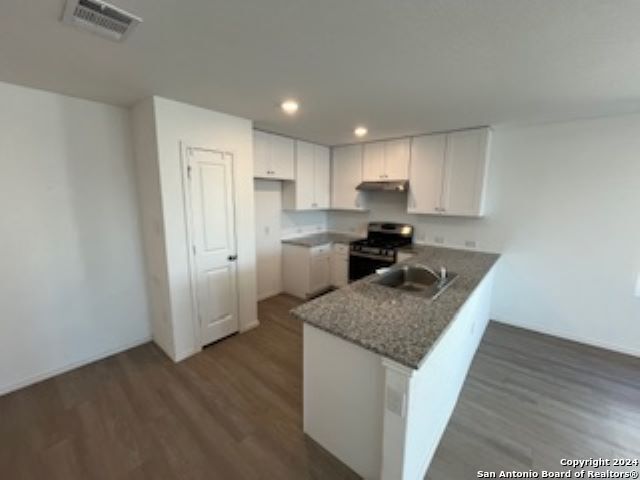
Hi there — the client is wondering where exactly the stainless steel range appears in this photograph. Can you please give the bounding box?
[349,222,414,281]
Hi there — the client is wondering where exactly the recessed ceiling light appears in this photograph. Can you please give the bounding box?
[354,126,368,137]
[281,100,299,115]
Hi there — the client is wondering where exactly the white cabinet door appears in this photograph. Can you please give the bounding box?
[363,141,386,181]
[408,134,446,214]
[252,131,294,180]
[310,253,331,293]
[442,129,490,216]
[253,130,271,178]
[270,134,295,180]
[295,140,316,209]
[331,144,366,210]
[331,249,349,287]
[384,138,410,180]
[313,145,331,209]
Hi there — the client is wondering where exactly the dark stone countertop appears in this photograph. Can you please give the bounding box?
[290,245,500,369]
[281,231,363,247]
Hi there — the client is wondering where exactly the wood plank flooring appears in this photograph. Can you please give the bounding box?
[1,293,638,479]
[427,321,640,478]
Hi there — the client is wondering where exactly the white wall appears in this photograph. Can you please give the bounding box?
[150,97,258,361]
[0,81,150,394]
[329,114,640,357]
[254,179,327,301]
[131,98,175,359]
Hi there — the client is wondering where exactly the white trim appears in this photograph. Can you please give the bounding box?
[0,336,151,396]
[180,142,201,353]
[381,357,415,377]
[240,319,260,333]
[257,289,282,301]
[491,318,640,359]
[173,346,201,363]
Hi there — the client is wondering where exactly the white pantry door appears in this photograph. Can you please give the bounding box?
[186,147,239,346]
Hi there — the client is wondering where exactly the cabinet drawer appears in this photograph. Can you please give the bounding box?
[311,244,331,256]
[333,243,349,255]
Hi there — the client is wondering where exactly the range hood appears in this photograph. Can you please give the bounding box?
[356,180,409,192]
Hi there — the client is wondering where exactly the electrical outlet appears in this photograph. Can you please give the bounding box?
[434,236,445,244]
[464,240,477,249]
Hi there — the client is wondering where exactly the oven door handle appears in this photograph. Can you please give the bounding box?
[349,251,394,262]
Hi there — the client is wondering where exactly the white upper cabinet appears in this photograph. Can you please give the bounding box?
[408,134,446,215]
[384,138,411,180]
[408,128,491,217]
[331,144,367,210]
[441,129,491,216]
[282,140,331,210]
[253,130,295,180]
[363,142,386,181]
[313,144,331,209]
[254,130,270,177]
[295,140,316,209]
[363,138,410,181]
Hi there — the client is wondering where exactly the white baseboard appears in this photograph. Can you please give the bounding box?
[492,318,640,359]
[240,319,260,333]
[0,335,152,397]
[257,289,282,301]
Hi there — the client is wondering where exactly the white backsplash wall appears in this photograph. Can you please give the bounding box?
[328,191,501,252]
[281,207,328,238]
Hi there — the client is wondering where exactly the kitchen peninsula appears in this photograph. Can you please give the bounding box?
[292,245,500,480]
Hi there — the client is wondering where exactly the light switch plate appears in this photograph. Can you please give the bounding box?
[635,274,640,298]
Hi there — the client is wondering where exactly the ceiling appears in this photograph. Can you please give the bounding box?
[2,0,640,145]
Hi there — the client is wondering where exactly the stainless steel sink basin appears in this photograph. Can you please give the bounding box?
[373,264,457,299]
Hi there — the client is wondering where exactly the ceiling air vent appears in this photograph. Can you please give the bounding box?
[61,0,142,42]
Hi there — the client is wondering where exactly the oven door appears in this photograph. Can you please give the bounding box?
[349,251,394,281]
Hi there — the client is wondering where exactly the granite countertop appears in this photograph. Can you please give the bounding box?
[290,245,500,369]
[281,231,363,247]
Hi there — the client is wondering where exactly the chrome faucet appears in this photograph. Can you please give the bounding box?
[414,263,448,285]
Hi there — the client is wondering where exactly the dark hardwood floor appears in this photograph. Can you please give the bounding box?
[427,321,640,478]
[1,294,638,479]
[0,294,358,480]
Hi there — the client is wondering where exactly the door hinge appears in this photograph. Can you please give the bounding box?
[192,244,196,255]
[187,165,192,179]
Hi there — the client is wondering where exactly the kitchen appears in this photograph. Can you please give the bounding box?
[1,1,640,479]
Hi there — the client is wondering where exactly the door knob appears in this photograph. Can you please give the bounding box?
[228,255,238,261]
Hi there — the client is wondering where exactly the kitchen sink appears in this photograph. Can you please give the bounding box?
[373,264,457,299]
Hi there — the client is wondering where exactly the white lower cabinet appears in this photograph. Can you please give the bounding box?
[283,241,350,299]
[331,243,350,287]
[283,243,332,299]
[310,247,331,294]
